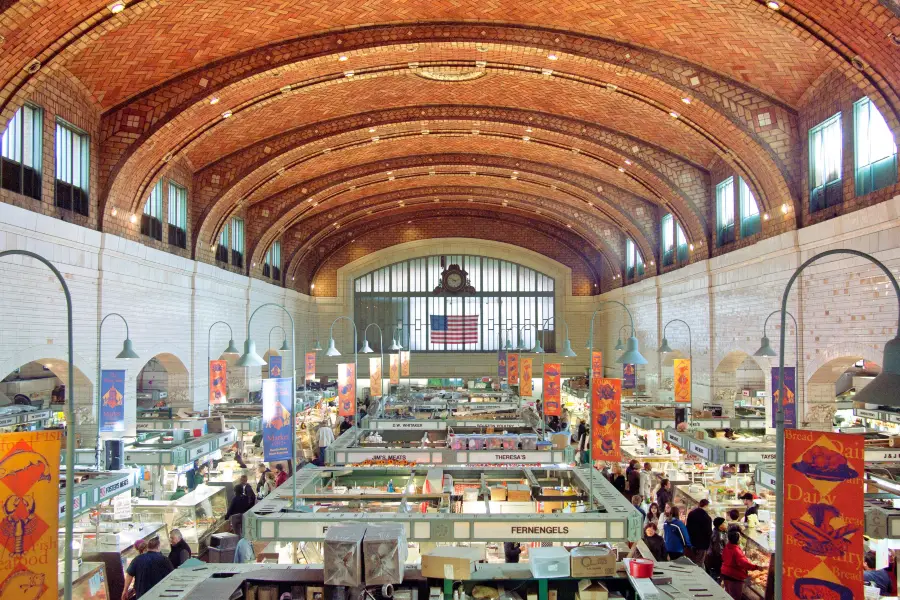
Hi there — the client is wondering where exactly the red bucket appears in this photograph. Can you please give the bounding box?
[629,559,654,578]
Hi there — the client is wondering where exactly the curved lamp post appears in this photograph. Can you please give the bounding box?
[658,319,692,415]
[207,321,239,416]
[754,310,800,423]
[269,325,290,353]
[360,323,385,400]
[614,325,629,351]
[389,323,403,351]
[325,315,359,422]
[772,249,900,598]
[0,251,75,600]
[560,321,578,358]
[236,303,297,508]
[96,313,140,469]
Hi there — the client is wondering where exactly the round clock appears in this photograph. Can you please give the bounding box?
[446,271,464,291]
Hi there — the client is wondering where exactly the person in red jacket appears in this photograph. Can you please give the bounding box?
[274,463,288,487]
[721,529,764,600]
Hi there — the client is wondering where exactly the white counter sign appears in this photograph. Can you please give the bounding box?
[468,451,552,463]
[472,521,611,540]
[688,442,710,460]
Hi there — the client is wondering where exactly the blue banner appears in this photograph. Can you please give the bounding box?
[262,377,294,461]
[498,350,507,378]
[623,364,636,389]
[772,366,796,428]
[269,355,283,378]
[100,369,126,432]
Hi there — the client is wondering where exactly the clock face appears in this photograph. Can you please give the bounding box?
[447,272,463,289]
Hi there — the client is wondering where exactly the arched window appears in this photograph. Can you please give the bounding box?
[354,255,555,352]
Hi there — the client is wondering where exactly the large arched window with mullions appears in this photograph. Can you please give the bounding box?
[354,255,556,353]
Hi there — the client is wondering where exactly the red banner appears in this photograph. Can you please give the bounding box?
[543,363,561,416]
[338,363,356,416]
[508,353,520,385]
[389,354,400,384]
[591,378,622,462]
[783,429,863,600]
[674,359,691,403]
[591,351,602,377]
[520,358,533,396]
[369,357,382,397]
[209,360,227,404]
[305,351,316,381]
[400,350,410,377]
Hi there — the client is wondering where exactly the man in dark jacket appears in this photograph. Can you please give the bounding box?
[656,479,672,515]
[504,542,522,563]
[238,474,256,505]
[686,499,713,566]
[122,537,172,599]
[255,464,271,495]
[225,484,254,519]
[168,529,192,568]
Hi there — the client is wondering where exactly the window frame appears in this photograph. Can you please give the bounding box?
[230,217,245,269]
[264,240,282,281]
[216,225,229,263]
[0,104,42,200]
[141,179,164,241]
[715,176,736,246]
[54,119,90,216]
[661,214,675,267]
[625,238,644,280]
[854,97,898,197]
[808,112,843,213]
[167,181,188,249]
[738,177,761,238]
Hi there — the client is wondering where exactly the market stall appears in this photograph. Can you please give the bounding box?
[132,484,227,553]
[0,404,53,430]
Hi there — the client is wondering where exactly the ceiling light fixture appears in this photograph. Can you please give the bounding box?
[624,159,632,165]
[763,212,770,221]
[681,97,692,104]
[111,208,118,216]
[222,110,232,118]
[209,97,220,105]
[369,127,376,133]
[339,55,348,61]
[526,127,533,133]
[547,53,558,60]
[129,214,137,224]
[767,1,781,9]
[618,167,626,173]
[522,136,530,141]
[669,111,680,119]
[781,203,790,214]
[689,243,695,251]
[108,1,126,13]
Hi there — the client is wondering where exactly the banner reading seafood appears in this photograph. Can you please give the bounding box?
[591,378,622,462]
[673,358,691,403]
[783,429,863,600]
[772,366,797,428]
[591,351,602,377]
[389,354,399,385]
[209,360,227,405]
[338,363,357,416]
[305,351,316,381]
[507,353,520,385]
[268,355,283,378]
[0,430,61,600]
[543,363,561,416]
[99,369,126,432]
[520,358,533,396]
[400,350,410,377]
[262,378,294,461]
[369,357,382,397]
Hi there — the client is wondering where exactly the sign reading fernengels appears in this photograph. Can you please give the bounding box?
[472,521,611,540]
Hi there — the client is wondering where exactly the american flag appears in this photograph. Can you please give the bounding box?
[430,315,479,344]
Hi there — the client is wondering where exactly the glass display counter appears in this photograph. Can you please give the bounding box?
[59,561,109,600]
[132,484,226,552]
[81,523,168,600]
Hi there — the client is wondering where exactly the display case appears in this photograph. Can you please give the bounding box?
[59,561,109,600]
[132,485,227,552]
[741,527,773,599]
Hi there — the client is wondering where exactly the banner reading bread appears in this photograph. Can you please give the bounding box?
[268,355,283,378]
[400,351,410,377]
[0,430,62,600]
[209,360,227,405]
[338,363,357,416]
[497,350,507,378]
[773,366,797,429]
[520,358,533,396]
[591,351,602,377]
[783,429,864,600]
[591,378,622,462]
[305,351,316,381]
[100,369,126,432]
[543,363,561,416]
[623,364,636,389]
[369,357,382,397]
[262,378,294,461]
[673,358,691,403]
[507,353,520,385]
[389,354,400,385]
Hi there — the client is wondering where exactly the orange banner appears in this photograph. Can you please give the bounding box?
[338,363,356,416]
[591,378,622,462]
[0,430,62,600]
[543,363,561,416]
[369,357,382,397]
[673,358,691,403]
[507,353,520,385]
[305,351,316,381]
[209,360,227,405]
[591,351,602,377]
[389,354,400,384]
[400,350,410,377]
[520,358,533,396]
[783,429,864,600]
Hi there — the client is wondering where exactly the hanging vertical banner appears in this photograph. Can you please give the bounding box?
[209,360,227,405]
[507,353,520,385]
[773,366,797,429]
[305,351,316,381]
[591,378,622,462]
[543,363,562,416]
[0,430,62,600]
[520,358,533,396]
[591,351,603,377]
[369,357,383,398]
[673,359,691,403]
[389,354,400,385]
[262,378,294,461]
[99,369,126,432]
[400,351,410,377]
[268,355,283,378]
[623,364,636,389]
[783,429,864,600]
[338,363,357,416]
[497,350,507,378]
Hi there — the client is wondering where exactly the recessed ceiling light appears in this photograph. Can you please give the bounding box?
[522,136,530,141]
[618,167,626,173]
[781,203,790,214]
[407,221,412,224]
[339,55,348,61]
[111,208,118,216]
[767,1,781,9]
[650,260,655,266]
[763,213,770,220]
[369,127,376,133]
[525,127,533,133]
[669,111,680,119]
[689,243,695,251]
[344,71,354,77]
[624,159,632,165]
[129,214,137,223]
[512,171,518,175]
[209,97,220,105]
[387,171,393,175]
[681,97,691,105]
[108,1,126,13]
[547,53,559,61]
[222,110,232,118]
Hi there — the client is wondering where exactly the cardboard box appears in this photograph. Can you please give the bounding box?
[570,546,617,577]
[490,486,508,501]
[421,547,481,580]
[323,523,366,586]
[363,523,407,584]
[206,415,225,433]
[577,582,609,600]
[551,433,570,450]
[541,488,564,513]
[506,483,531,502]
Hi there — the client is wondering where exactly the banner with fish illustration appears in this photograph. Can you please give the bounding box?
[673,359,691,403]
[773,366,797,429]
[520,358,533,396]
[591,351,602,377]
[369,357,382,398]
[0,430,62,600]
[305,351,316,381]
[507,353,520,385]
[783,429,863,600]
[591,378,622,462]
[497,350,507,379]
[99,369,126,432]
[262,378,294,462]
[400,351,410,377]
[338,363,356,417]
[268,355,283,378]
[389,354,400,385]
[209,360,227,405]
[543,363,562,416]
[623,364,636,389]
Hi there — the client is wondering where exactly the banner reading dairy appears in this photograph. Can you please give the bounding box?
[507,353,520,385]
[262,378,294,461]
[268,355,283,378]
[591,351,602,377]
[591,378,622,462]
[674,358,691,403]
[209,360,227,405]
[773,366,797,429]
[520,358,533,396]
[543,363,561,416]
[369,357,382,397]
[389,354,399,385]
[338,363,357,416]
[305,351,316,381]
[99,369,126,432]
[400,350,410,377]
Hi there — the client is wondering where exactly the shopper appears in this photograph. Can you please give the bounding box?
[642,523,668,562]
[168,529,192,568]
[645,502,661,527]
[626,462,641,502]
[255,464,271,496]
[134,539,148,555]
[663,506,691,560]
[864,551,892,595]
[686,499,713,565]
[317,423,335,456]
[237,474,256,506]
[260,471,277,497]
[721,529,764,600]
[610,464,626,495]
[274,463,288,487]
[339,416,353,435]
[741,492,759,523]
[656,478,672,515]
[631,495,646,520]
[122,537,173,599]
[639,462,654,500]
[576,419,588,453]
[706,517,727,580]
[504,541,522,563]
[726,509,744,533]
[232,519,256,564]
[225,484,254,519]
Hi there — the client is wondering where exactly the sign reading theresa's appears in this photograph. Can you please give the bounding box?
[389,354,400,385]
[472,521,609,540]
[520,358,533,396]
[100,369,126,432]
[0,430,62,600]
[209,360,227,405]
[262,378,294,462]
[268,355,282,378]
[507,353,520,385]
[772,366,796,429]
[783,429,863,600]
[543,363,561,416]
[591,378,622,462]
[305,351,316,381]
[468,451,552,463]
[400,351,410,377]
[338,363,356,416]
[369,357,382,397]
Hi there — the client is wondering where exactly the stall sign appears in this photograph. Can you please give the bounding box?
[0,416,16,428]
[591,378,622,462]
[757,470,776,490]
[497,350,507,378]
[772,366,797,428]
[371,420,441,430]
[688,441,711,460]
[733,451,777,464]
[856,409,880,420]
[520,358,533,396]
[591,352,602,377]
[400,351,410,377]
[472,521,611,541]
[864,448,900,462]
[369,357,382,397]
[268,355,283,378]
[783,429,863,600]
[100,369,126,432]
[623,364,636,389]
[345,450,432,464]
[112,492,132,520]
[468,451,552,463]
[338,363,356,416]
[305,352,316,381]
[673,359,691,403]
[543,363,562,416]
[0,430,62,600]
[742,389,750,397]
[25,411,49,423]
[666,431,684,447]
[262,377,294,462]
[389,354,400,384]
[507,353,519,385]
